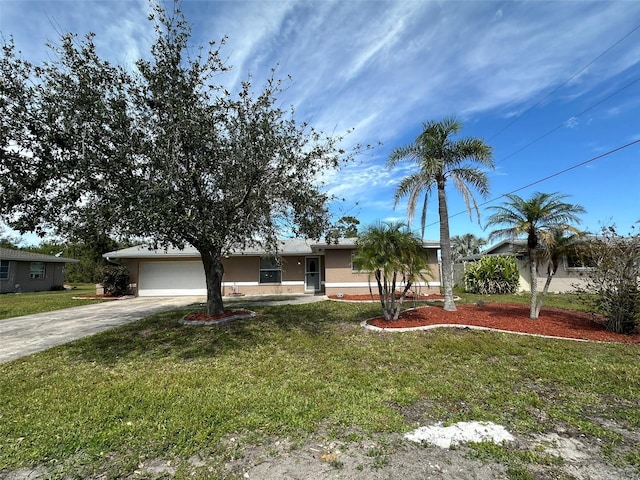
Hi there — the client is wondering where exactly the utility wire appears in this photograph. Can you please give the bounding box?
[418,23,640,231]
[495,75,640,166]
[425,138,640,228]
[488,22,640,142]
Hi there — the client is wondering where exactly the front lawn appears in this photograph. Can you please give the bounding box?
[0,299,638,478]
[0,283,107,320]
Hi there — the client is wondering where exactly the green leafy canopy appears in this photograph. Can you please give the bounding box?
[0,1,359,314]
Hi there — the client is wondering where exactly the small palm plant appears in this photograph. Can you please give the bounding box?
[354,222,432,321]
[486,192,585,319]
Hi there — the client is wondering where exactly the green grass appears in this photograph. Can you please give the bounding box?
[0,296,638,478]
[0,283,108,320]
[454,290,595,312]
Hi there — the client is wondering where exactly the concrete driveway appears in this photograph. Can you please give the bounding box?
[0,296,205,364]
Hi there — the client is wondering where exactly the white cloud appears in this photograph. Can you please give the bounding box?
[565,117,579,129]
[3,1,640,238]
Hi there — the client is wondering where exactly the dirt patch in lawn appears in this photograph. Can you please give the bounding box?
[221,427,640,480]
[365,303,639,344]
[5,423,639,480]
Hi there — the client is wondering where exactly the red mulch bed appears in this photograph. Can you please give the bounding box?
[367,303,640,344]
[329,293,445,301]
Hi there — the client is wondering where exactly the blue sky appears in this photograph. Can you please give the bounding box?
[2,0,639,245]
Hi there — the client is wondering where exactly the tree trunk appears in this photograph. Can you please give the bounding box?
[390,271,397,320]
[437,179,456,311]
[375,270,391,321]
[536,270,554,318]
[529,249,539,320]
[199,246,225,316]
[393,280,412,321]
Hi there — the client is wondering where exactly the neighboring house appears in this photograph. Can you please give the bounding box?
[103,238,441,297]
[453,239,591,293]
[0,247,79,294]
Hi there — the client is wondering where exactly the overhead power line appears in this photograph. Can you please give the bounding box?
[426,138,640,229]
[420,22,640,232]
[488,22,640,142]
[495,75,640,166]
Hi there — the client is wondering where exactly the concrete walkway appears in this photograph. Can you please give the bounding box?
[0,294,327,364]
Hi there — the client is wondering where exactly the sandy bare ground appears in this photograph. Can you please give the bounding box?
[219,424,639,480]
[3,420,638,480]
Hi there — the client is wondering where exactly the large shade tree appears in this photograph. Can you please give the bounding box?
[387,117,494,311]
[353,222,432,321]
[0,3,352,315]
[486,192,585,319]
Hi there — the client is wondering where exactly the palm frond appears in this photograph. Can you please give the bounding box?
[486,191,585,248]
[387,144,422,168]
[451,175,482,223]
[450,166,491,197]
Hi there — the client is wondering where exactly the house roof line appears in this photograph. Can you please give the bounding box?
[0,247,79,263]
[104,238,441,259]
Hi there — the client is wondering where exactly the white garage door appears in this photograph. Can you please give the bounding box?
[138,261,207,296]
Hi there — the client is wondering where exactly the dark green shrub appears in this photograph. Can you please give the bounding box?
[95,265,130,296]
[463,255,519,294]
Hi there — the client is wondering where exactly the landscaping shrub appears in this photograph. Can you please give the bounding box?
[577,226,640,334]
[95,265,130,296]
[463,255,519,295]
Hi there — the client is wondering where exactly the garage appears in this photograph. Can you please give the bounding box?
[138,261,207,296]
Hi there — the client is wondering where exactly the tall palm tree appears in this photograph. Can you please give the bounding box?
[387,117,494,311]
[354,222,432,321]
[486,192,585,319]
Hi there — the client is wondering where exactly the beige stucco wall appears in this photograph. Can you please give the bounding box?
[323,248,440,296]
[221,255,307,295]
[223,256,259,282]
[119,248,442,297]
[517,260,591,293]
[123,255,309,296]
[0,261,66,294]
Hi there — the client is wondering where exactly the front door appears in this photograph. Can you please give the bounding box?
[305,257,321,292]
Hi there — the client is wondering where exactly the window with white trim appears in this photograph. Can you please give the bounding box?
[565,252,594,270]
[259,257,281,283]
[0,260,9,280]
[29,262,45,279]
[351,252,361,273]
